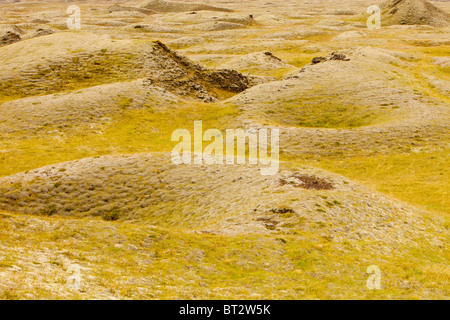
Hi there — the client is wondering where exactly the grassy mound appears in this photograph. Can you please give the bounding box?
[141,0,232,13]
[0,152,437,244]
[0,211,447,299]
[375,0,450,27]
[263,99,386,128]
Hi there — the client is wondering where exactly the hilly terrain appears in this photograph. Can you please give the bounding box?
[0,0,448,299]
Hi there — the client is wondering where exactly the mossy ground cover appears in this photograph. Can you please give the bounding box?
[0,101,239,177]
[300,150,450,218]
[1,100,448,219]
[263,98,388,128]
[0,50,144,103]
[0,212,447,299]
[0,14,448,299]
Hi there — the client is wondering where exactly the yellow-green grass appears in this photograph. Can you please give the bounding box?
[394,46,450,104]
[0,101,239,178]
[0,5,448,301]
[270,45,450,216]
[0,50,143,102]
[1,96,448,219]
[262,99,391,128]
[280,53,323,68]
[287,150,449,218]
[0,212,448,299]
[0,47,448,218]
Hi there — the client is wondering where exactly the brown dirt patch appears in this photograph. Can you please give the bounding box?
[280,174,334,190]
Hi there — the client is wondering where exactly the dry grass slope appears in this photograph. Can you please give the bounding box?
[141,0,233,13]
[0,0,448,300]
[379,0,450,27]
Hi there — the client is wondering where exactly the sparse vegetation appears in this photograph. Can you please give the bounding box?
[0,0,448,300]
